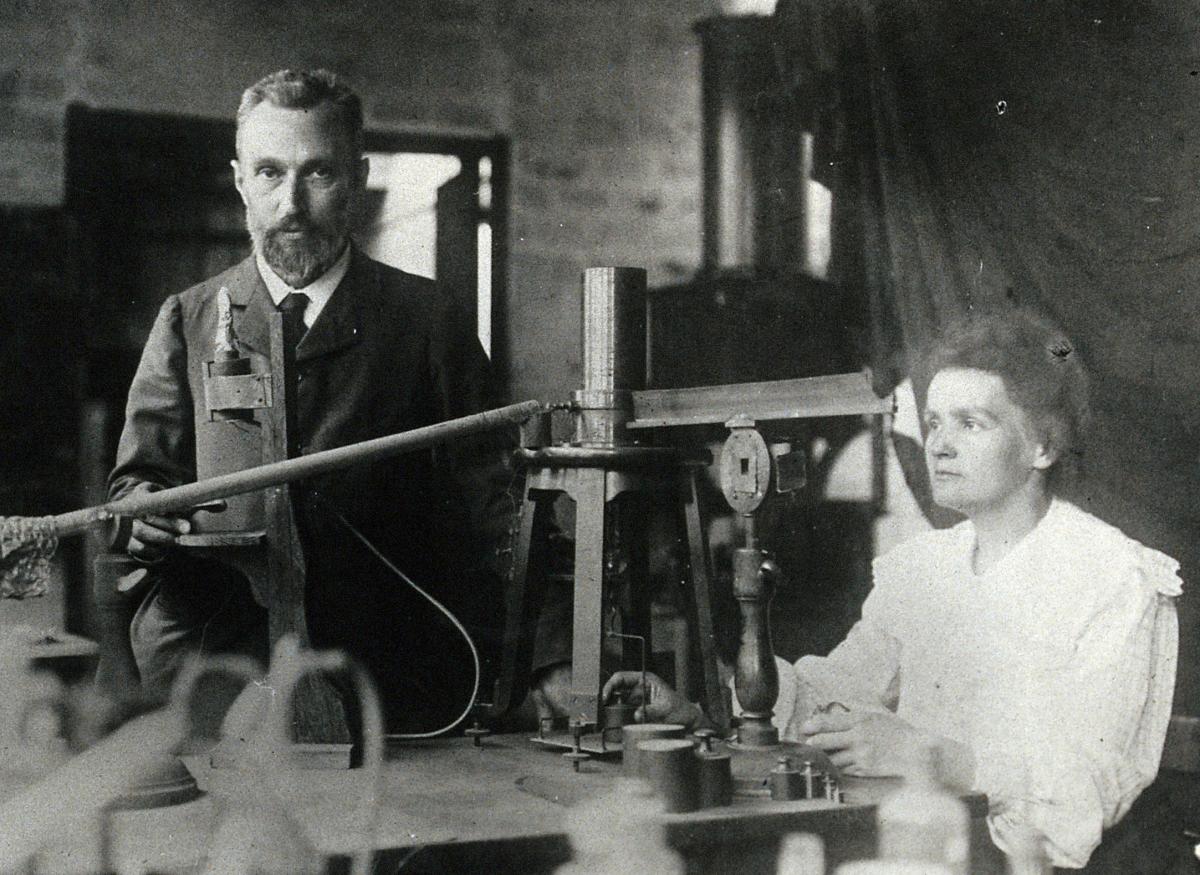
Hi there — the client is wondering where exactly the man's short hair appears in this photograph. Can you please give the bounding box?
[919,307,1091,487]
[236,69,364,157]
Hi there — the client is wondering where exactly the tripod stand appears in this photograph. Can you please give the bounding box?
[481,267,892,762]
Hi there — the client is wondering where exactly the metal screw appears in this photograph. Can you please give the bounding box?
[823,772,836,800]
[464,718,490,748]
[563,719,590,772]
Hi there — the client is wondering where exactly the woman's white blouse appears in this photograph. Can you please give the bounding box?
[789,498,1181,868]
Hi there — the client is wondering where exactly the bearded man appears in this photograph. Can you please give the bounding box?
[105,69,525,733]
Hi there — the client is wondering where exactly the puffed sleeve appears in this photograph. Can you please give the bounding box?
[108,295,196,501]
[971,547,1181,868]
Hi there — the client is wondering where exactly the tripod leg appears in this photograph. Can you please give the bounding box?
[568,467,607,726]
[489,490,552,717]
[681,469,730,734]
[612,491,651,675]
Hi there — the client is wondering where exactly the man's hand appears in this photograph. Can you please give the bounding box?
[126,516,189,564]
[112,483,194,563]
[126,514,191,563]
[801,709,932,778]
[529,662,573,723]
[602,671,703,728]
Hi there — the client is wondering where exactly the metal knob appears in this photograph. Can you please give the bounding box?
[564,719,591,773]
[694,728,717,754]
[464,718,490,748]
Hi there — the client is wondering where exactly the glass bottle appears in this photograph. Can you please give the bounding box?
[555,777,685,875]
[777,832,825,875]
[876,744,969,875]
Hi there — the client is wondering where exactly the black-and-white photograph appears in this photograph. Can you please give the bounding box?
[0,1,1196,872]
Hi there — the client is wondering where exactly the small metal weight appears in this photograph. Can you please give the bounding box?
[770,756,805,801]
[693,730,732,808]
[621,723,685,778]
[638,738,700,813]
[602,693,637,735]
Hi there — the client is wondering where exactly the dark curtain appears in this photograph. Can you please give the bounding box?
[772,0,1200,712]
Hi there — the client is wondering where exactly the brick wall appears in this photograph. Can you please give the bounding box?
[505,0,714,399]
[0,0,720,401]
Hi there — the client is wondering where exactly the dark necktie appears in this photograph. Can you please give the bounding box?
[278,292,310,357]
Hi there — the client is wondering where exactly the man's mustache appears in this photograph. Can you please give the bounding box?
[269,216,320,235]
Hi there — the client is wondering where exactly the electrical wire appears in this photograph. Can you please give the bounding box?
[325,503,481,741]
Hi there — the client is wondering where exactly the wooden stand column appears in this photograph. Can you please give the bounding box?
[185,307,351,766]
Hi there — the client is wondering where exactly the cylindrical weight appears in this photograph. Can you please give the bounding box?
[696,751,733,808]
[770,760,805,801]
[639,739,700,814]
[603,701,637,731]
[621,723,685,778]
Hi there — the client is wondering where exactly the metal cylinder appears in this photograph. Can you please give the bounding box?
[581,267,647,394]
[194,411,265,536]
[696,750,733,808]
[621,723,685,778]
[802,759,816,799]
[574,267,647,447]
[603,700,637,732]
[639,738,700,813]
[770,757,804,801]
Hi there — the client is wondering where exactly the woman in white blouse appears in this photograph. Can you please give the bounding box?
[605,310,1181,869]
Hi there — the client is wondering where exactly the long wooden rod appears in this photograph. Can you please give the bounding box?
[48,400,542,539]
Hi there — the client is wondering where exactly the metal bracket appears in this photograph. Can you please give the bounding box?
[720,427,771,514]
[203,368,272,419]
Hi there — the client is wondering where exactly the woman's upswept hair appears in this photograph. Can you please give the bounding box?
[236,68,363,157]
[918,308,1091,489]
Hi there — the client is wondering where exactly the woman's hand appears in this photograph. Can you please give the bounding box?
[802,709,930,777]
[801,709,975,787]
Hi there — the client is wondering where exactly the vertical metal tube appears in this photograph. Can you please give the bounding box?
[581,266,647,394]
[574,267,647,446]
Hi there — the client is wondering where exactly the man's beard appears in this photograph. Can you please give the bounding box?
[248,212,348,289]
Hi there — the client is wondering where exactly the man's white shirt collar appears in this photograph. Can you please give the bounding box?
[255,245,352,330]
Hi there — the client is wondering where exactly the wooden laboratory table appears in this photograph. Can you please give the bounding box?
[96,733,1005,875]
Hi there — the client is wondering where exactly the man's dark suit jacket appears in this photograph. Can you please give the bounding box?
[108,248,518,732]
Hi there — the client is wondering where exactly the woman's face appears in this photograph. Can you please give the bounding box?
[923,367,1056,516]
